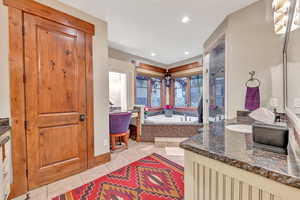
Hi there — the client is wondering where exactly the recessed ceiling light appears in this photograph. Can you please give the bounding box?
[185,51,190,55]
[151,53,156,56]
[181,16,190,23]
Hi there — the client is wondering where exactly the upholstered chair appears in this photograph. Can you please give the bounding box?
[109,112,132,151]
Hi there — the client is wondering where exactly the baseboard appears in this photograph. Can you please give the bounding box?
[88,152,111,168]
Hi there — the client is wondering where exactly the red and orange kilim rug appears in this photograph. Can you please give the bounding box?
[53,153,184,200]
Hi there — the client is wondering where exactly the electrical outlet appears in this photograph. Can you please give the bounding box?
[294,98,300,108]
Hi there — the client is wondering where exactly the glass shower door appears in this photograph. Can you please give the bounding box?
[208,41,225,122]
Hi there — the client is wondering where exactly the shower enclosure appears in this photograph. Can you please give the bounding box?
[206,40,225,122]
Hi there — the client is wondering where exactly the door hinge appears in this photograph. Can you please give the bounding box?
[206,69,209,74]
[24,121,28,129]
[23,74,26,84]
[26,169,29,177]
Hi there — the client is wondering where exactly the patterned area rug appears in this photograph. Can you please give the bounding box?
[53,153,184,200]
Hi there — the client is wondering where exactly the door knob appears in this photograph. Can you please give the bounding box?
[80,114,86,121]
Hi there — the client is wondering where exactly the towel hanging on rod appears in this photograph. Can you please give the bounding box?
[245,71,261,87]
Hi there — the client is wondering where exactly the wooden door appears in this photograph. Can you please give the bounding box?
[24,13,88,189]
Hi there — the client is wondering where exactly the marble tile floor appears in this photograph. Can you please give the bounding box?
[13,140,184,200]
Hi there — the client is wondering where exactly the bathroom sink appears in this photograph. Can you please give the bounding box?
[225,124,252,133]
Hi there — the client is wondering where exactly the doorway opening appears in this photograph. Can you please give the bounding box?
[109,72,128,111]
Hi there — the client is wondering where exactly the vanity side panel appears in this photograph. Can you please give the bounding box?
[184,150,299,200]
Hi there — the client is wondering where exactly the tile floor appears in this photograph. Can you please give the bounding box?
[13,140,184,200]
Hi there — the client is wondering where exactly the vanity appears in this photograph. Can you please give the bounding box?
[0,118,12,200]
[180,120,300,200]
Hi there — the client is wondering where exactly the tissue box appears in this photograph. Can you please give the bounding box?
[252,122,289,154]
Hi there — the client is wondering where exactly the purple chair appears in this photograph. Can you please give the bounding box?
[109,112,132,151]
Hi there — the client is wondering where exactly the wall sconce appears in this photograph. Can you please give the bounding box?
[273,0,300,34]
[164,70,172,88]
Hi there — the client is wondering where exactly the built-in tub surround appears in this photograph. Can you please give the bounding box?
[180,120,300,189]
[141,123,202,142]
[145,114,199,124]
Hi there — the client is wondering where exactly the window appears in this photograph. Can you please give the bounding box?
[174,75,203,108]
[151,78,161,107]
[136,75,163,107]
[175,77,188,107]
[190,75,203,107]
[136,76,148,106]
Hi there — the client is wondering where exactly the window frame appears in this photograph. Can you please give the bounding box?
[135,74,164,108]
[174,77,189,107]
[172,74,203,109]
[135,76,149,106]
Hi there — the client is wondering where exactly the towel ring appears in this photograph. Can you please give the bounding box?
[245,78,261,87]
[245,71,261,87]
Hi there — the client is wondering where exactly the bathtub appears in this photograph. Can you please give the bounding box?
[141,114,202,142]
[144,114,199,124]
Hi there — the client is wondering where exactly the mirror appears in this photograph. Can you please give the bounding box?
[203,0,286,120]
[285,0,300,118]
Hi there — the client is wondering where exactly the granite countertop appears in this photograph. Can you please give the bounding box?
[180,120,300,189]
[0,118,10,137]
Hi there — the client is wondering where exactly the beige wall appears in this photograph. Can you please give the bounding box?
[0,3,10,118]
[205,0,284,119]
[109,48,167,68]
[0,0,110,156]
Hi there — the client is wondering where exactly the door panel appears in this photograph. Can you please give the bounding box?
[39,125,80,168]
[24,13,87,189]
[37,27,78,114]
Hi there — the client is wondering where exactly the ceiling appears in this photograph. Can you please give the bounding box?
[58,0,258,65]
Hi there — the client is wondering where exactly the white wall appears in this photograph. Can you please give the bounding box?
[225,0,284,119]
[0,0,110,156]
[0,3,10,118]
[287,28,300,114]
